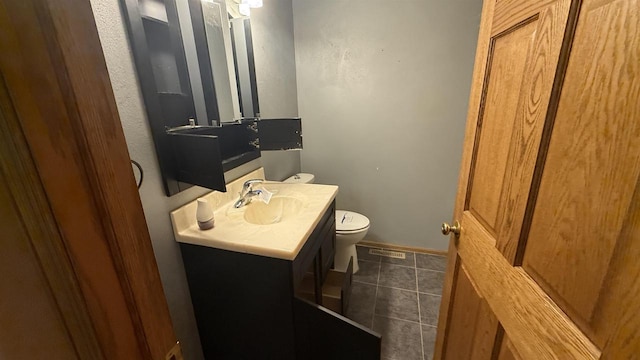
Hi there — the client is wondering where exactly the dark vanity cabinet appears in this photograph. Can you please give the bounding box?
[180,201,381,359]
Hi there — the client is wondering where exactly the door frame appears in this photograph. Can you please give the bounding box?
[0,0,178,358]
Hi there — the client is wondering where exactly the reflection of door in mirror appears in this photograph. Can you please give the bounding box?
[230,17,260,119]
[200,1,239,121]
[189,0,260,123]
[187,0,242,124]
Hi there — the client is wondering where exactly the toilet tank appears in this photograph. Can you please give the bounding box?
[283,173,315,184]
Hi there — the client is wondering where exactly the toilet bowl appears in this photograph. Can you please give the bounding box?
[335,210,369,273]
[283,173,370,273]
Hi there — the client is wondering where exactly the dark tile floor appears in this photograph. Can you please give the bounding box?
[346,245,447,360]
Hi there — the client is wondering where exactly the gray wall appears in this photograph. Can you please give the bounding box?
[251,1,302,181]
[90,0,299,359]
[90,1,206,358]
[293,0,482,250]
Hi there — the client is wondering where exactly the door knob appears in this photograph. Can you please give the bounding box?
[441,221,461,236]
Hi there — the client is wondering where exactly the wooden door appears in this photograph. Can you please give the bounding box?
[0,0,182,359]
[435,0,640,359]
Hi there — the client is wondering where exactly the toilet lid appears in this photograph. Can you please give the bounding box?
[283,173,315,184]
[336,210,370,232]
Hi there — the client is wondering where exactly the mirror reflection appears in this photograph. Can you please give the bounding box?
[201,1,237,121]
[229,17,260,119]
[122,0,271,196]
[187,0,260,126]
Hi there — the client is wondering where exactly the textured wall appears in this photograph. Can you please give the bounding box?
[90,1,207,358]
[293,0,482,250]
[251,0,302,181]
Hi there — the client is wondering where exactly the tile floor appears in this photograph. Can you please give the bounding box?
[345,245,447,360]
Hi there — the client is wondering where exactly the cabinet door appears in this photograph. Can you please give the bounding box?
[319,213,336,282]
[257,118,303,151]
[436,0,640,358]
[293,297,381,359]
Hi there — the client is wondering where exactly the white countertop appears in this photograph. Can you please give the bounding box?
[170,168,338,260]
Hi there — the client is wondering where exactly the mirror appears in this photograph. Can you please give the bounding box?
[201,1,237,121]
[121,0,299,196]
[229,17,260,119]
[188,0,260,125]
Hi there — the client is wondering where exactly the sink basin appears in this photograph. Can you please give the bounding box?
[243,196,304,225]
[171,168,339,260]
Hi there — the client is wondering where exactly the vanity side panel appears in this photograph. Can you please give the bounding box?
[292,200,335,288]
[180,244,295,360]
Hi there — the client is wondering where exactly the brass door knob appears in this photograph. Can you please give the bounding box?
[441,221,461,236]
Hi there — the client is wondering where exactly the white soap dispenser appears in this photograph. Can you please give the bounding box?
[196,198,215,230]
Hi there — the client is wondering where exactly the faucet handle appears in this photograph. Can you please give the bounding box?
[242,179,264,192]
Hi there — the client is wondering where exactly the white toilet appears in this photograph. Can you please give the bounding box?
[283,173,370,273]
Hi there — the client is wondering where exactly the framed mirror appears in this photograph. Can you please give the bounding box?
[121,0,299,196]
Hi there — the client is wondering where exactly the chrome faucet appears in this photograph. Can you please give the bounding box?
[234,179,264,208]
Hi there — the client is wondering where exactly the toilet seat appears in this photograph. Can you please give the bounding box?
[336,210,370,233]
[336,226,370,235]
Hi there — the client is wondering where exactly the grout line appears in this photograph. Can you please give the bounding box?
[393,263,445,273]
[416,267,446,274]
[374,283,420,294]
[415,265,446,273]
[371,250,382,329]
[353,279,378,286]
[359,259,381,265]
[415,252,425,360]
[354,285,442,311]
[372,314,422,325]
[361,257,445,273]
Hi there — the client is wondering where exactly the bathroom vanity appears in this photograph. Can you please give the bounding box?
[171,169,381,359]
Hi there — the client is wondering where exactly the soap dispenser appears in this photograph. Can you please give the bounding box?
[196,198,215,230]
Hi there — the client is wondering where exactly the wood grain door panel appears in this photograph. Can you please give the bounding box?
[496,336,522,360]
[596,179,640,358]
[0,177,79,359]
[443,263,498,360]
[522,0,640,347]
[466,0,572,262]
[458,212,600,359]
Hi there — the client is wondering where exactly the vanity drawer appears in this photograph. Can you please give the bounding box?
[296,257,353,315]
